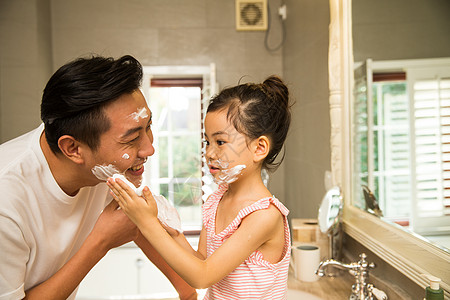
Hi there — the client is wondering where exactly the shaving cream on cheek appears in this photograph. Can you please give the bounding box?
[130,107,148,122]
[91,164,121,181]
[208,159,246,185]
[122,153,130,160]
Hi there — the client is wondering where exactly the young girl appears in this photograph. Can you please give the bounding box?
[108,75,292,299]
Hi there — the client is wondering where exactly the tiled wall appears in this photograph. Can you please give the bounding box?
[0,0,283,140]
[282,0,331,219]
[0,0,53,142]
[49,0,283,87]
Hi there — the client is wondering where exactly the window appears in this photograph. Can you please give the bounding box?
[141,65,217,232]
[146,78,203,231]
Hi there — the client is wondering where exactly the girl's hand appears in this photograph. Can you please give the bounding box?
[107,177,158,226]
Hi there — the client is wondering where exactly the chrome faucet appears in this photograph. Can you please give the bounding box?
[315,253,387,300]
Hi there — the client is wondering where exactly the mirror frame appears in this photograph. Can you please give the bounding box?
[328,0,449,296]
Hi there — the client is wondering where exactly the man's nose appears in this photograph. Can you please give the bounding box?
[139,131,155,158]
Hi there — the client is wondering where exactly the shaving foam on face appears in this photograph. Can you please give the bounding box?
[215,164,246,185]
[92,164,121,181]
[122,153,130,160]
[130,107,148,122]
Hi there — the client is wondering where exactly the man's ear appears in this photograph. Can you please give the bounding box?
[58,135,85,164]
[253,135,270,163]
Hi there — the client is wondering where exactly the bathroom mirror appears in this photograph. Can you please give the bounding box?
[350,0,450,253]
[328,0,449,296]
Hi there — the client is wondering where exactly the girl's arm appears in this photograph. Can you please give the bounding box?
[107,178,281,289]
[162,224,207,260]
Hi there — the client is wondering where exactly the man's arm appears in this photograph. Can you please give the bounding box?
[134,233,197,300]
[24,200,139,299]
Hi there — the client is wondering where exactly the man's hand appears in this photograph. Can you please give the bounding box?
[90,200,139,252]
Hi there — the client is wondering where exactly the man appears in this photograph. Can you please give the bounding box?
[0,55,196,300]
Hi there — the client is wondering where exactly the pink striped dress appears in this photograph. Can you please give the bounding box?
[202,185,291,300]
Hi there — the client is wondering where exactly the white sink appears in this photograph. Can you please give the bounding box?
[287,289,323,300]
[77,289,322,300]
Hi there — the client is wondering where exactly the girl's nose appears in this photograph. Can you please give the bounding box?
[204,145,216,162]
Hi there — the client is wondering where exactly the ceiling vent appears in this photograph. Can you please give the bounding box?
[235,0,268,31]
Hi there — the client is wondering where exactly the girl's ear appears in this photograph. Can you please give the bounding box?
[253,135,270,163]
[58,135,85,164]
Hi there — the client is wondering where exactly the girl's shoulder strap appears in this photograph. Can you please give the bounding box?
[202,184,228,224]
[235,197,290,224]
[217,196,289,239]
[267,197,290,217]
[239,197,289,218]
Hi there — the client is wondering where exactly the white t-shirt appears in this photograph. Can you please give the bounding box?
[0,124,111,300]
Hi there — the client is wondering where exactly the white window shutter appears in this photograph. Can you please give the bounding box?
[409,64,450,235]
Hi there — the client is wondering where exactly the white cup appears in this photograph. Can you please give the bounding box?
[292,244,321,282]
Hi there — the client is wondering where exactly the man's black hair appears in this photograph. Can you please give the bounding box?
[41,55,143,153]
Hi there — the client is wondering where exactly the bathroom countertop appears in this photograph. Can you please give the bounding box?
[288,270,413,300]
[288,270,355,299]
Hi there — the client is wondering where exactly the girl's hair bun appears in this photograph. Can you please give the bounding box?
[262,75,289,107]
